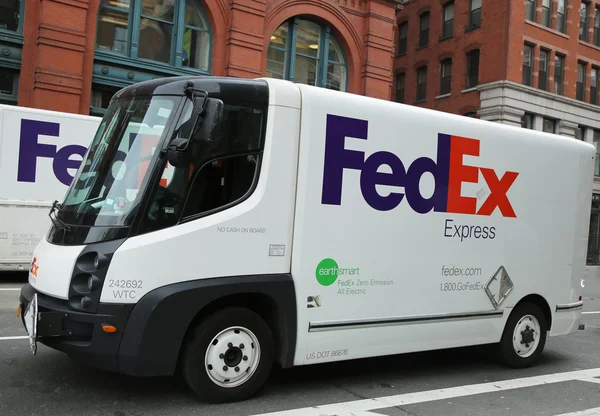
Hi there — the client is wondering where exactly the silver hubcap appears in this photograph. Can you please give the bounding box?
[205,326,261,388]
[512,314,540,358]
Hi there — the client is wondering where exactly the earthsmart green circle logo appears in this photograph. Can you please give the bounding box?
[316,258,339,286]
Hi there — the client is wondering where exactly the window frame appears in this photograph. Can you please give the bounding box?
[580,1,590,42]
[265,17,349,93]
[526,0,536,21]
[539,49,549,91]
[416,66,427,101]
[542,0,552,27]
[0,1,25,106]
[442,2,454,39]
[468,0,482,30]
[397,21,408,55]
[395,72,405,103]
[556,0,567,33]
[554,54,565,95]
[466,49,480,89]
[591,66,599,105]
[522,44,534,87]
[419,12,430,47]
[595,5,600,46]
[577,61,587,101]
[440,58,452,95]
[94,0,213,72]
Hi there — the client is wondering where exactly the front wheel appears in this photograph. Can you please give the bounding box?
[181,307,274,403]
[497,302,548,368]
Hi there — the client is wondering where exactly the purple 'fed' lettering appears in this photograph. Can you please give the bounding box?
[17,119,87,186]
[321,114,451,213]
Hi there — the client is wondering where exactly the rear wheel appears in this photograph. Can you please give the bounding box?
[497,302,548,368]
[181,307,274,403]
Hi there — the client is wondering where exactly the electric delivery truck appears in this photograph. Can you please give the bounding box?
[17,76,595,403]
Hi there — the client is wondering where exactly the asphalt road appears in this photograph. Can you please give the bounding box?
[0,272,599,416]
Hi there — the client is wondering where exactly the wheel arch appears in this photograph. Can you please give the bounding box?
[510,293,552,330]
[177,291,292,370]
[117,274,297,376]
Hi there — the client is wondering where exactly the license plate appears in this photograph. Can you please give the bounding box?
[23,293,38,356]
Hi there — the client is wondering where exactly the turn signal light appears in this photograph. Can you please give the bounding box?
[101,324,117,333]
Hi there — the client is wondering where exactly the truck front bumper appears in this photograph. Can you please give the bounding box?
[18,283,134,373]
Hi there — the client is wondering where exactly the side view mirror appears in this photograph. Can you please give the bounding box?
[166,97,224,168]
[166,137,192,168]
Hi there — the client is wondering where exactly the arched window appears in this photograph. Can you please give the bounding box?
[266,17,348,92]
[92,0,212,115]
[0,0,25,105]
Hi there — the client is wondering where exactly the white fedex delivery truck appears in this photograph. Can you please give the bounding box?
[17,76,594,403]
[0,105,101,271]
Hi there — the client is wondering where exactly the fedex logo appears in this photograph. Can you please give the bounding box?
[18,119,87,186]
[321,114,519,218]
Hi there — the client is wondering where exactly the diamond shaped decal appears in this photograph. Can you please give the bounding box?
[485,266,514,309]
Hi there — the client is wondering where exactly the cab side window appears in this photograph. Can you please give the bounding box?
[181,104,265,220]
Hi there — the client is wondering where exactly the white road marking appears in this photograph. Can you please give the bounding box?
[552,406,600,416]
[0,336,27,341]
[0,288,21,291]
[578,377,600,385]
[251,367,600,416]
[582,311,600,315]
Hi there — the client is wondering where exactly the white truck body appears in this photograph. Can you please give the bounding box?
[18,77,595,403]
[0,105,100,271]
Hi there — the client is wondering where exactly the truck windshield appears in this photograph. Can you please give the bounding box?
[59,94,183,227]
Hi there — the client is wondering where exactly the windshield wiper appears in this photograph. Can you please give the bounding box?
[49,200,71,233]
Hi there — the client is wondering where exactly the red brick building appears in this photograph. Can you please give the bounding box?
[393,0,600,266]
[0,0,399,116]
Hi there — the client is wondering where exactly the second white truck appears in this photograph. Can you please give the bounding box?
[0,105,101,271]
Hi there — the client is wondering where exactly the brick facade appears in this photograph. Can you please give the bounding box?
[0,0,399,116]
[392,0,600,117]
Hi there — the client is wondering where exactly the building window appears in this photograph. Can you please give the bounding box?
[580,1,589,42]
[543,118,556,133]
[594,130,600,176]
[0,0,21,32]
[522,44,533,86]
[589,67,598,105]
[595,6,600,46]
[442,2,454,39]
[419,12,430,47]
[95,0,212,71]
[416,66,427,101]
[0,68,18,105]
[542,0,551,27]
[521,113,534,129]
[396,72,405,103]
[526,0,536,21]
[464,112,478,118]
[577,62,586,101]
[554,54,565,95]
[539,49,549,91]
[557,0,567,33]
[466,49,480,89]
[440,59,452,95]
[469,0,482,29]
[266,18,348,92]
[575,125,586,140]
[397,22,408,55]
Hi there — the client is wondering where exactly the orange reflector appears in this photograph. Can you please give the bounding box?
[102,325,117,333]
[16,304,21,319]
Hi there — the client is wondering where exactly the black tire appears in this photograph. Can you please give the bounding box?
[180,307,274,403]
[497,302,548,368]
